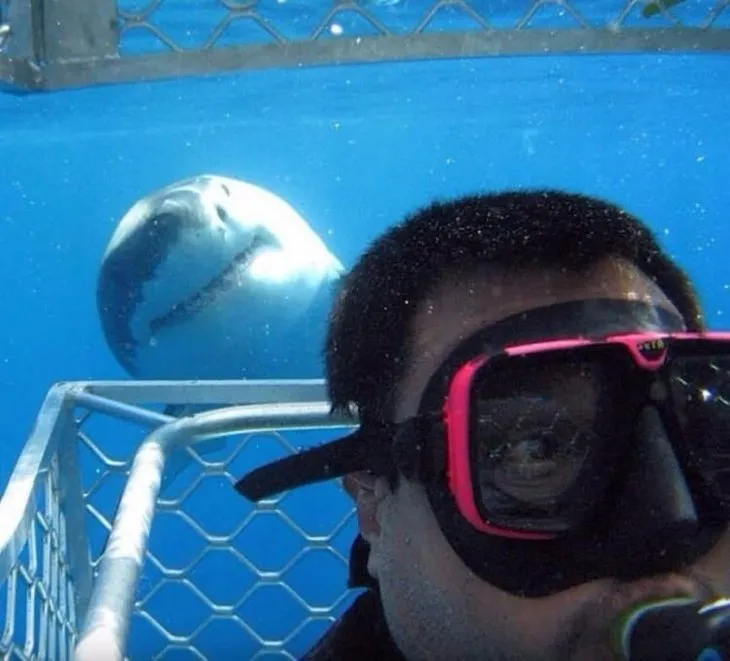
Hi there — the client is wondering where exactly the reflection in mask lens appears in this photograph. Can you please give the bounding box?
[472,359,610,531]
[476,397,593,505]
[670,355,730,510]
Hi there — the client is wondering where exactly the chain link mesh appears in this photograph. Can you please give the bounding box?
[0,458,78,661]
[116,0,730,55]
[74,407,356,659]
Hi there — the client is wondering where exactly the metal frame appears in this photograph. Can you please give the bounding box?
[1,0,729,92]
[0,379,353,660]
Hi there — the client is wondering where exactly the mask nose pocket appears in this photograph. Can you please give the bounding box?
[601,406,700,574]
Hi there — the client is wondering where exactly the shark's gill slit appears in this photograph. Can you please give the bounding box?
[149,235,266,336]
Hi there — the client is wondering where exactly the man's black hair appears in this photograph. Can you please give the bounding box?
[325,189,702,423]
[323,188,704,590]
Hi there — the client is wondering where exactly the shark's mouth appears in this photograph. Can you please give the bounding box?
[149,234,267,337]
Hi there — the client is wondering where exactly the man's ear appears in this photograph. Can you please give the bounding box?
[342,472,383,541]
[343,471,376,499]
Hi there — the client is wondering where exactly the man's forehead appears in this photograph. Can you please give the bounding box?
[394,257,679,420]
[409,257,675,357]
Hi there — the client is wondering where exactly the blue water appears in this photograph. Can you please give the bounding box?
[1,7,730,656]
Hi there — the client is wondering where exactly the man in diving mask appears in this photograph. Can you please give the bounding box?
[236,189,730,660]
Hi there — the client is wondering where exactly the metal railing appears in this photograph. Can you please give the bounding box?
[0,380,358,660]
[0,0,729,92]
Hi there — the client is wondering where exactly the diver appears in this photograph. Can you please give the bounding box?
[236,189,730,660]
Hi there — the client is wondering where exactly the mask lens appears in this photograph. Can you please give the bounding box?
[470,351,626,532]
[668,352,730,511]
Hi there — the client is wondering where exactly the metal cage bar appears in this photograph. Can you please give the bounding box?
[1,0,729,92]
